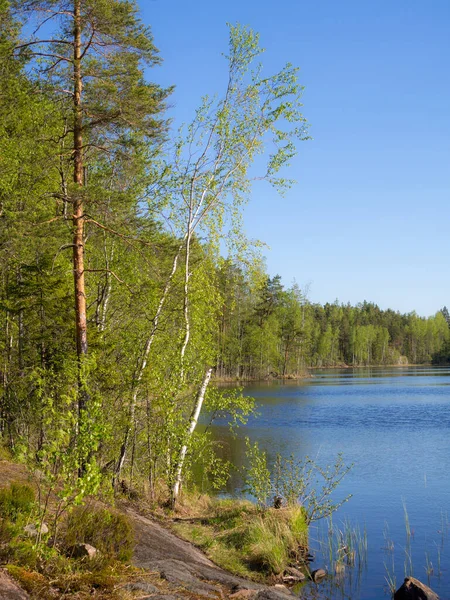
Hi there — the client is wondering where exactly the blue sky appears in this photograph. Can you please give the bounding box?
[140,0,450,316]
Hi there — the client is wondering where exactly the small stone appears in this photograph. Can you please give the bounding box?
[311,568,327,582]
[24,523,48,537]
[394,577,439,600]
[284,566,305,581]
[67,543,97,560]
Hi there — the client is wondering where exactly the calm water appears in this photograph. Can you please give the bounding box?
[206,366,450,599]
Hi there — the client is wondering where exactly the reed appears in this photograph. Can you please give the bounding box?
[402,499,411,541]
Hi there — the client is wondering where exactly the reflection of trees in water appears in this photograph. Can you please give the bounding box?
[199,421,315,495]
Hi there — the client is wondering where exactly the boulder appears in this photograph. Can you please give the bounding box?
[394,577,439,600]
[310,568,327,582]
[67,543,97,560]
[23,523,48,537]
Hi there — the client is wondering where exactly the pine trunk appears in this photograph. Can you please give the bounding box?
[72,0,88,415]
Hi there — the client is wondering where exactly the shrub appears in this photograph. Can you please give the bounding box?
[64,506,134,562]
[0,483,35,521]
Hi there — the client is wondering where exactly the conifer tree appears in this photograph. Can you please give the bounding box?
[11,0,169,420]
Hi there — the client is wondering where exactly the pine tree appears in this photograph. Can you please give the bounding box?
[11,0,170,422]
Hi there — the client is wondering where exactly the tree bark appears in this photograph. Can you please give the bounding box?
[72,0,88,415]
[113,240,186,487]
[170,367,213,508]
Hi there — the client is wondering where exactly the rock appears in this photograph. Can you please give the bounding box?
[122,581,160,594]
[23,522,48,537]
[67,543,97,560]
[143,596,181,600]
[310,568,327,582]
[284,566,305,581]
[394,577,439,600]
[256,588,293,600]
[154,559,222,598]
[0,570,30,600]
[230,590,258,599]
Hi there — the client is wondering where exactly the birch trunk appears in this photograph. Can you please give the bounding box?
[113,240,185,486]
[170,367,213,507]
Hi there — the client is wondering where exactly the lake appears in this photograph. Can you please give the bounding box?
[206,366,450,599]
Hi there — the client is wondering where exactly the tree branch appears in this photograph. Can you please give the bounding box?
[15,39,73,49]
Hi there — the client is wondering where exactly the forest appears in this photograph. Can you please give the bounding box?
[1,0,449,511]
[216,270,450,378]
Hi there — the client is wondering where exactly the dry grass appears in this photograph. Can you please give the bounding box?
[173,498,308,580]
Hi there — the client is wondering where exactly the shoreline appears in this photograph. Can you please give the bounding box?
[213,362,441,383]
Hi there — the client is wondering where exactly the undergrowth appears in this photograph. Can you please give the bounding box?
[0,480,138,598]
[173,497,308,580]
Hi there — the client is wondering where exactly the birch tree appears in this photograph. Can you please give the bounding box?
[114,24,310,503]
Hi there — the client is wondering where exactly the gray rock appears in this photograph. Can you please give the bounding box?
[311,568,327,582]
[23,522,48,537]
[67,543,97,559]
[0,570,29,600]
[153,559,222,598]
[122,581,160,594]
[394,577,439,600]
[256,587,293,599]
[230,589,258,599]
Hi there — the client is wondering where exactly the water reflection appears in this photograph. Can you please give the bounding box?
[203,366,450,599]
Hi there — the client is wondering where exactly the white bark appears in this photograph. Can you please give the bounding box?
[114,240,185,484]
[171,367,213,505]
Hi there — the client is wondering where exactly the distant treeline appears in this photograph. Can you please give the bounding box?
[216,265,450,378]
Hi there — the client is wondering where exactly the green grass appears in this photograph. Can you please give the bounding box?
[0,483,35,521]
[64,505,134,562]
[173,499,308,580]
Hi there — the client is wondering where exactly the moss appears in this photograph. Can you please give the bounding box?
[6,565,48,595]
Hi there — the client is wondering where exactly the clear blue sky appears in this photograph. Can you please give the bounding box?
[140,0,450,317]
